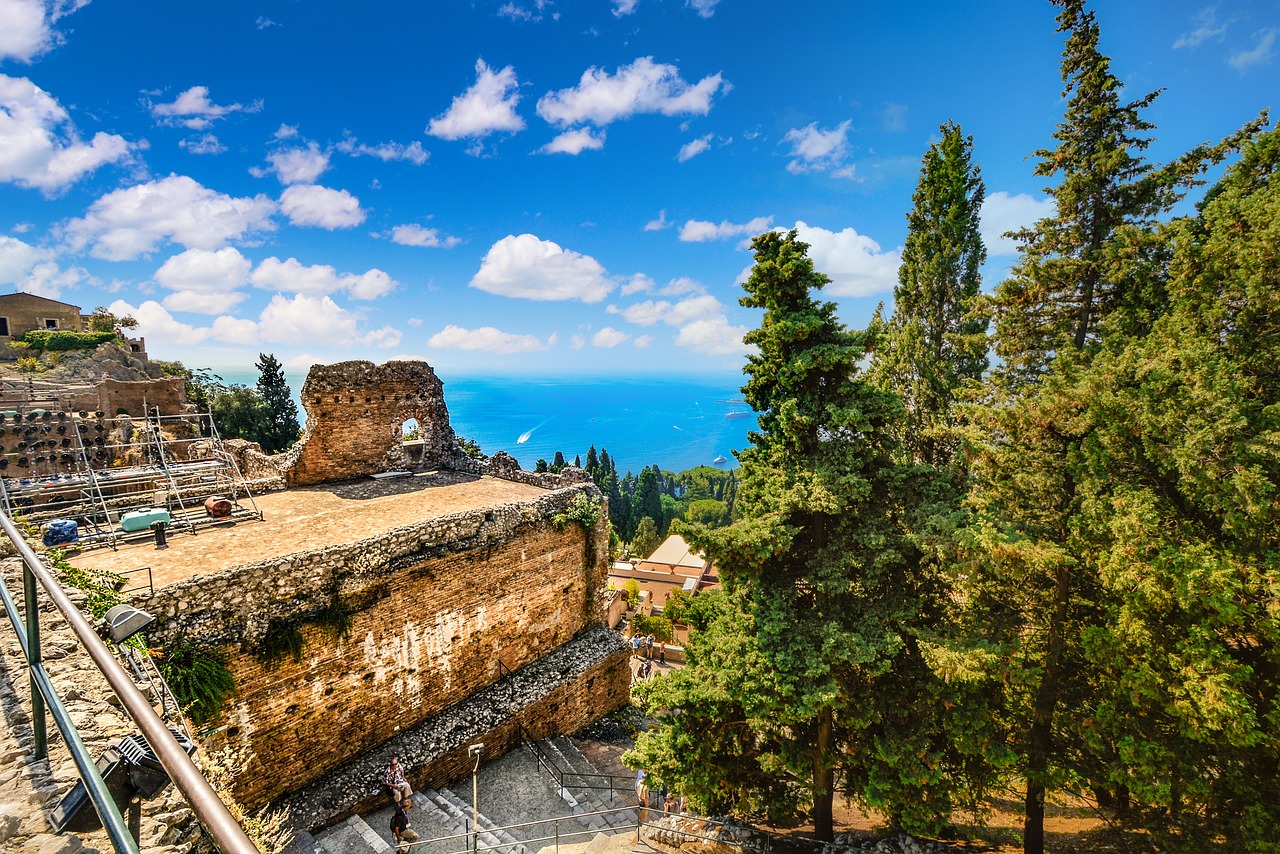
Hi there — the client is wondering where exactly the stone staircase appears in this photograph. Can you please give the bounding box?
[309,733,633,854]
[529,737,635,833]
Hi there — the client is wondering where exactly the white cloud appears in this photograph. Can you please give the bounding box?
[634,335,652,348]
[685,0,720,17]
[65,175,277,260]
[260,142,329,184]
[980,191,1055,256]
[108,299,211,346]
[783,120,853,175]
[470,233,612,302]
[361,325,402,349]
[660,276,705,296]
[570,333,585,349]
[592,327,629,348]
[643,211,671,232]
[335,136,429,165]
[149,86,258,130]
[621,273,655,294]
[428,324,554,354]
[179,133,225,155]
[1230,28,1277,72]
[274,124,298,139]
[250,256,396,300]
[536,57,726,128]
[162,289,247,314]
[677,134,713,162]
[538,127,606,155]
[674,315,749,355]
[0,0,91,63]
[258,293,359,346]
[0,234,47,282]
[154,247,252,293]
[388,224,461,248]
[17,260,86,298]
[608,293,720,327]
[279,184,366,229]
[427,59,525,142]
[210,314,261,344]
[784,221,901,297]
[679,216,771,242]
[1174,7,1228,49]
[0,74,134,192]
[612,0,639,16]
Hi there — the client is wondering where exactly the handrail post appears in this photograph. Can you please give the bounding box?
[23,563,47,758]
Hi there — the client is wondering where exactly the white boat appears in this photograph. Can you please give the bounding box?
[724,411,751,420]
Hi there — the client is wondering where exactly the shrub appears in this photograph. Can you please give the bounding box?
[158,644,237,725]
[20,330,119,352]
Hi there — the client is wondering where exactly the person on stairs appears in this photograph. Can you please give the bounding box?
[385,756,413,803]
[391,797,419,850]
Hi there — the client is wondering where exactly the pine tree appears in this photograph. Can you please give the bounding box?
[255,353,300,453]
[870,121,987,469]
[585,445,599,478]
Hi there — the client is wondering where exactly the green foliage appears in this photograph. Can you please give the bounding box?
[313,597,353,642]
[15,355,41,373]
[51,549,127,621]
[86,307,138,334]
[456,436,483,458]
[552,492,601,531]
[19,330,119,352]
[631,614,672,643]
[158,644,236,725]
[869,120,988,470]
[211,386,270,445]
[629,516,660,559]
[252,617,305,668]
[685,498,727,527]
[622,578,640,609]
[255,353,300,453]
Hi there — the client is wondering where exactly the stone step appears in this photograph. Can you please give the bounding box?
[550,736,631,809]
[536,739,614,827]
[539,738,633,830]
[316,813,394,854]
[431,786,525,853]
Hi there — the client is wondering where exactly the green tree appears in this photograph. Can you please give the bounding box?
[683,230,966,839]
[870,120,988,469]
[630,516,660,559]
[255,353,300,453]
[86,306,138,335]
[551,450,567,472]
[685,498,727,527]
[210,386,269,445]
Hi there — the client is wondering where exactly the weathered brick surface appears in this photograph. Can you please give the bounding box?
[141,485,612,809]
[287,360,455,485]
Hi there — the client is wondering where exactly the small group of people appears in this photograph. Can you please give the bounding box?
[384,757,420,851]
[634,768,687,819]
[630,634,667,664]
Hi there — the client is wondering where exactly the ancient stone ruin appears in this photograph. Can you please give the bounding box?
[39,358,629,837]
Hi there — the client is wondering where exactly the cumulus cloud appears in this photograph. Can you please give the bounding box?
[782,120,853,175]
[621,273,655,294]
[335,136,429,165]
[162,289,247,314]
[980,191,1055,256]
[1230,28,1277,72]
[608,294,720,327]
[64,175,277,260]
[0,0,91,63]
[256,142,329,184]
[538,128,606,155]
[679,216,771,242]
[0,74,134,192]
[154,247,252,293]
[279,184,366,229]
[428,324,555,354]
[258,293,360,346]
[612,0,639,15]
[148,85,259,130]
[536,57,726,128]
[387,224,461,248]
[108,299,211,346]
[634,335,651,348]
[644,211,672,232]
[677,134,713,162]
[210,314,259,344]
[0,234,48,282]
[783,221,900,297]
[250,256,396,299]
[470,234,612,302]
[592,327,629,348]
[1,234,91,299]
[427,59,525,143]
[675,315,749,355]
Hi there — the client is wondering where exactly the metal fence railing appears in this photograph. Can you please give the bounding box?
[0,513,258,854]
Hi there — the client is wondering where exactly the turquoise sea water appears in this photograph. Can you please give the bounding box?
[211,369,757,475]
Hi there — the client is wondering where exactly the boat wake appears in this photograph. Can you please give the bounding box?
[517,417,552,444]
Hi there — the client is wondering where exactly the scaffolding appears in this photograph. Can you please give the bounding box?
[0,405,262,550]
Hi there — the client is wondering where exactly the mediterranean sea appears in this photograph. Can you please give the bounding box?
[211,369,757,475]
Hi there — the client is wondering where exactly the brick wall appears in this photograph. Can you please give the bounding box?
[287,360,455,486]
[142,485,613,808]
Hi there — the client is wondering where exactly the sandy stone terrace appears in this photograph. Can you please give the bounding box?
[68,470,547,588]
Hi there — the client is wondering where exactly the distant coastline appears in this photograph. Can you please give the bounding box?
[208,368,755,475]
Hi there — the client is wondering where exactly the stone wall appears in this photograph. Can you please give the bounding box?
[140,484,612,809]
[97,377,187,417]
[287,360,455,486]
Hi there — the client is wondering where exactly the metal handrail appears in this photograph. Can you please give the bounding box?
[513,721,632,798]
[0,514,258,854]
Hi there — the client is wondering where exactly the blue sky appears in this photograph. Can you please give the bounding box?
[0,0,1275,381]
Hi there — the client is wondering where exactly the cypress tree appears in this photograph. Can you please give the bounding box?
[255,353,300,454]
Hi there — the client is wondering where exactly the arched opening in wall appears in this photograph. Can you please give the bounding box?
[401,418,421,444]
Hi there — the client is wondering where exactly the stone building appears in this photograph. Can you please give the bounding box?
[0,292,86,350]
